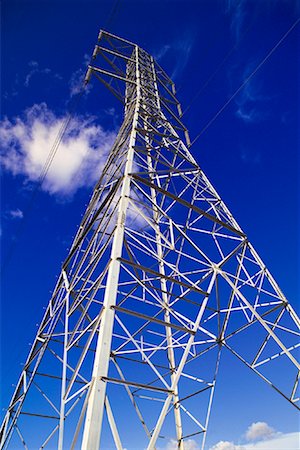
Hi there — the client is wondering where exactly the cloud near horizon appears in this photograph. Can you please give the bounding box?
[245,422,275,442]
[0,103,116,197]
[209,421,299,450]
[159,438,200,450]
[155,422,299,450]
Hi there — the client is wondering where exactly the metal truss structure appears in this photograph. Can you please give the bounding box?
[1,30,299,450]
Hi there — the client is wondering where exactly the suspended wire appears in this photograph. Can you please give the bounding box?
[0,0,123,398]
[103,0,122,30]
[0,87,86,276]
[190,17,300,147]
[176,0,247,96]
[182,12,256,117]
[3,9,296,271]
[1,2,124,277]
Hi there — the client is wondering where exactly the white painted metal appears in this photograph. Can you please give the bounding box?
[105,397,123,450]
[58,271,70,450]
[0,30,299,450]
[146,273,217,449]
[81,45,141,450]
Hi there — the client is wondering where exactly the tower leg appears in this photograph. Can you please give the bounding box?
[81,46,141,450]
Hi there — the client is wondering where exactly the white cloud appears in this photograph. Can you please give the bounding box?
[210,441,242,450]
[9,209,24,219]
[0,103,116,197]
[244,432,300,450]
[209,422,299,450]
[69,54,92,97]
[245,422,275,442]
[163,439,200,450]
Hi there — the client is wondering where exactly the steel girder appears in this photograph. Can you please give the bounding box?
[1,30,299,450]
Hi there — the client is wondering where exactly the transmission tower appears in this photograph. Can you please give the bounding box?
[1,30,299,450]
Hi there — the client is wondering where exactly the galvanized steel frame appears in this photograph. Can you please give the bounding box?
[0,30,299,450]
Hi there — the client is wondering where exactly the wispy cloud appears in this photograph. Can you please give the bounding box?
[69,54,92,97]
[154,44,171,62]
[0,103,116,197]
[228,62,269,124]
[240,146,261,165]
[235,77,266,123]
[4,60,62,100]
[236,107,256,123]
[154,33,195,81]
[225,0,247,43]
[24,60,62,87]
[209,422,299,450]
[8,209,24,219]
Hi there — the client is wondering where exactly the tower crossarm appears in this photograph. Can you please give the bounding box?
[1,30,299,450]
[85,30,190,146]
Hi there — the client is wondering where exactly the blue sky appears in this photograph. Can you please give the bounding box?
[1,1,299,449]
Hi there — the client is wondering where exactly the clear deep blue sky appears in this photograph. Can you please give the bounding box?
[1,1,299,449]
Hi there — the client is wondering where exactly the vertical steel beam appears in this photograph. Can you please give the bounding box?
[146,273,217,449]
[145,58,184,446]
[81,45,141,450]
[1,31,299,450]
[58,271,70,450]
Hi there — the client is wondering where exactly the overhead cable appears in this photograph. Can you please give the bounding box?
[190,17,300,147]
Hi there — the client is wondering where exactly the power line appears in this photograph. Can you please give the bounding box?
[182,12,256,117]
[103,0,122,30]
[1,1,124,277]
[190,16,300,147]
[0,87,86,276]
[176,0,248,97]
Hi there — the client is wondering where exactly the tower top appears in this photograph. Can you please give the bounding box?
[1,30,299,450]
[84,30,190,146]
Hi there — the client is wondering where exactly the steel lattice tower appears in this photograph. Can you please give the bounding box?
[1,31,299,450]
